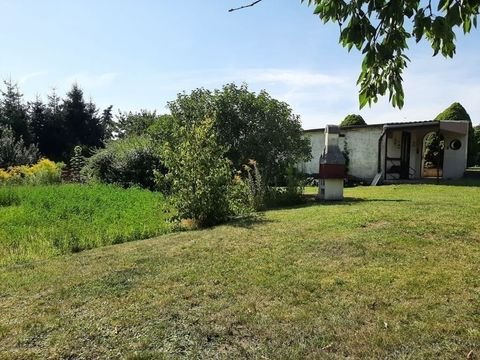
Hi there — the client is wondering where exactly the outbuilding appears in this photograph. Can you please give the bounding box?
[299,120,470,183]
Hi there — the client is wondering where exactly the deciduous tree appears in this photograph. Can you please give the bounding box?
[168,83,311,183]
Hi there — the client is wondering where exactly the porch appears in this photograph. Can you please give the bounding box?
[377,120,469,181]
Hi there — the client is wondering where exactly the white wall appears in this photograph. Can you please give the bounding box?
[299,131,324,175]
[443,132,468,179]
[299,127,383,181]
[346,127,383,180]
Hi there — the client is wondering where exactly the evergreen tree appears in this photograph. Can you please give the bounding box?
[62,83,88,151]
[61,85,106,156]
[85,99,104,149]
[29,96,47,146]
[101,105,116,141]
[69,145,85,182]
[43,89,69,161]
[0,79,31,143]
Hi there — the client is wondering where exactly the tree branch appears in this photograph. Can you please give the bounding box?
[229,0,264,12]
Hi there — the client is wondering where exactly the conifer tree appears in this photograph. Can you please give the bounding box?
[29,96,47,146]
[62,83,88,151]
[101,105,116,141]
[0,79,30,143]
[43,89,69,161]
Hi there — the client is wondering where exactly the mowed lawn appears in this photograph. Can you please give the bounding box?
[1,184,479,359]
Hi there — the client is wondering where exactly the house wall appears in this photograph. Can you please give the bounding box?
[299,131,324,175]
[443,131,468,179]
[345,127,383,180]
[300,122,468,182]
[300,127,382,181]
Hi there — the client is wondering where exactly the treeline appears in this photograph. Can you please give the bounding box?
[0,80,115,166]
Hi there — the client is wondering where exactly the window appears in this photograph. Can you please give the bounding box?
[449,139,462,151]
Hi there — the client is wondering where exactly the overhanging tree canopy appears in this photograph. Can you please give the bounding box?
[230,0,479,109]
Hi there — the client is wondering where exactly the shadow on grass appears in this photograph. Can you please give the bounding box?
[441,178,480,187]
[297,194,411,207]
[227,214,275,229]
[266,195,411,211]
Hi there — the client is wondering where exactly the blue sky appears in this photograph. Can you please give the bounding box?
[1,0,479,129]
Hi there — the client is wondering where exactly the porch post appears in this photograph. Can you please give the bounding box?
[384,129,388,180]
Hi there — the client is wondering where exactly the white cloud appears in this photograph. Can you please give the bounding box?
[238,68,348,87]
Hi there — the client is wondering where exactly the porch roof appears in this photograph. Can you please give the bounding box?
[383,120,469,135]
[304,120,469,135]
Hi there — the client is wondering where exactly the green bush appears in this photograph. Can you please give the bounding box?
[160,118,251,227]
[435,102,477,166]
[0,158,62,186]
[423,132,444,168]
[242,160,266,211]
[168,83,312,183]
[266,166,305,208]
[69,145,86,182]
[0,125,39,168]
[340,114,366,127]
[83,136,165,190]
[242,161,305,210]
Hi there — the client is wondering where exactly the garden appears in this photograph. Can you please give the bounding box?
[0,81,311,266]
[1,80,479,358]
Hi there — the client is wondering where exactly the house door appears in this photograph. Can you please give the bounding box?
[400,131,411,179]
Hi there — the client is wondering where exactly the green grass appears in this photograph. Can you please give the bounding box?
[1,183,480,359]
[0,184,172,265]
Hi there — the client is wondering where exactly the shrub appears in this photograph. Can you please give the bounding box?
[242,161,305,210]
[0,125,39,168]
[0,158,62,185]
[70,146,86,182]
[265,165,305,208]
[160,118,251,227]
[435,102,477,166]
[227,174,256,217]
[423,132,444,169]
[340,114,366,127]
[82,136,165,190]
[242,160,267,211]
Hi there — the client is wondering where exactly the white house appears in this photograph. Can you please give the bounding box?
[299,120,470,182]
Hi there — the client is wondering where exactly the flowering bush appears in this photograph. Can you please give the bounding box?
[0,158,62,185]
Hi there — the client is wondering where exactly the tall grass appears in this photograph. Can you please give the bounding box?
[0,184,173,265]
